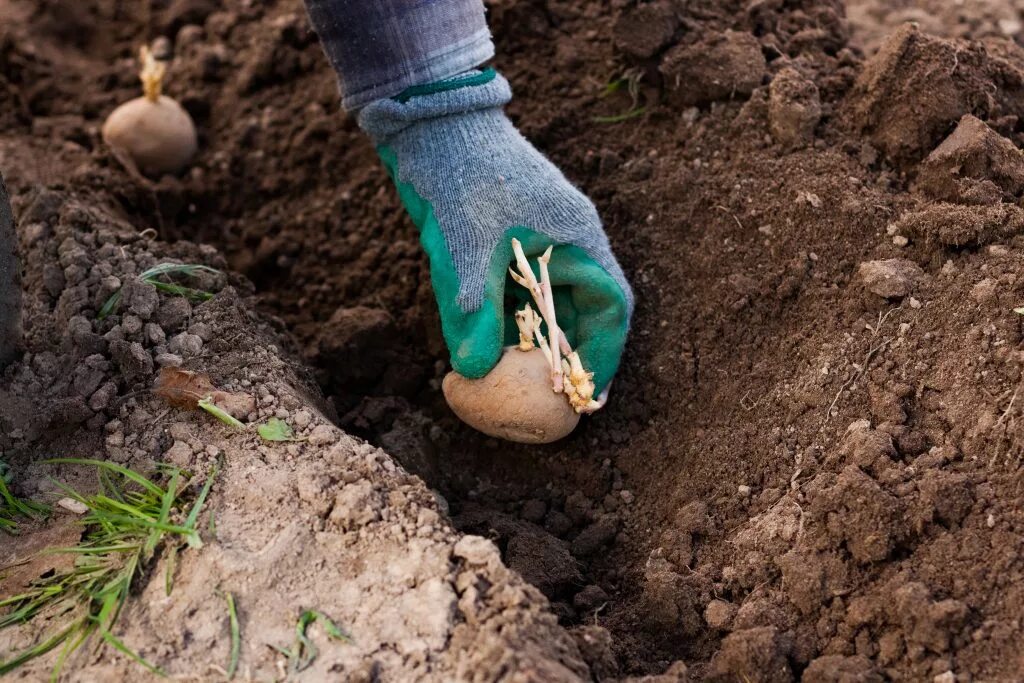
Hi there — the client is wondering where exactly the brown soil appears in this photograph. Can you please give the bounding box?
[4,0,1024,681]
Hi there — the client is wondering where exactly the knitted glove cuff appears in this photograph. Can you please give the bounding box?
[358,71,513,144]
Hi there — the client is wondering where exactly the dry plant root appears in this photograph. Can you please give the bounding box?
[508,239,602,414]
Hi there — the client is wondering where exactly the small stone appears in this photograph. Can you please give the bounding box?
[57,497,89,514]
[909,297,922,309]
[571,515,620,557]
[154,352,183,368]
[168,332,203,356]
[934,672,956,683]
[893,235,909,247]
[308,424,337,446]
[857,259,925,299]
[292,409,312,429]
[144,322,166,346]
[620,490,635,504]
[122,279,160,319]
[88,381,117,412]
[454,535,500,566]
[164,440,193,468]
[987,513,996,528]
[121,314,143,336]
[574,585,610,611]
[521,499,547,524]
[705,599,738,630]
[738,484,752,496]
[109,340,153,380]
[188,322,213,341]
[155,297,192,332]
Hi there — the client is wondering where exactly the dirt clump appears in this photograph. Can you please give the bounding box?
[661,30,767,107]
[856,258,925,299]
[768,67,822,148]
[847,24,998,166]
[915,113,1024,204]
[612,0,682,61]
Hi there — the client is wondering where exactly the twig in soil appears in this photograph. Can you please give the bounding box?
[821,338,889,428]
[820,307,901,429]
[0,459,218,679]
[714,205,745,231]
[508,239,602,413]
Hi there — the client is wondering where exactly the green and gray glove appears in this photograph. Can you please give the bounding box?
[358,69,633,394]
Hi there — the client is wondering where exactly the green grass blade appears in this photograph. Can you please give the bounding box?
[164,544,179,597]
[0,622,78,675]
[43,459,164,497]
[44,544,140,555]
[139,263,219,280]
[149,281,214,302]
[97,289,122,320]
[290,610,351,672]
[50,620,93,683]
[79,513,196,538]
[225,592,240,679]
[184,463,219,533]
[100,629,164,676]
[197,398,244,429]
[146,470,180,557]
[593,107,647,124]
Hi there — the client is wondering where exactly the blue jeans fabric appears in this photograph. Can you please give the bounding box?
[303,0,495,110]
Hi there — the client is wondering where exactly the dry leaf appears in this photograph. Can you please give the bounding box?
[154,367,216,408]
[154,367,254,419]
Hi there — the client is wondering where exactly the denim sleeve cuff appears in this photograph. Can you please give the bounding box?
[342,28,495,110]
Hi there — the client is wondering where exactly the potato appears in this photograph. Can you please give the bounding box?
[442,347,581,444]
[102,95,197,176]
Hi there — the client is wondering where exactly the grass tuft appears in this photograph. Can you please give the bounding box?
[0,468,49,534]
[99,263,220,320]
[273,609,351,673]
[0,459,218,679]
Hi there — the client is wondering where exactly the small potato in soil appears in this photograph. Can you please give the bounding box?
[102,46,197,176]
[443,347,580,444]
[102,96,197,176]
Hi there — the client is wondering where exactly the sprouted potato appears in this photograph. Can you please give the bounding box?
[442,239,605,444]
[102,46,197,176]
[443,346,581,444]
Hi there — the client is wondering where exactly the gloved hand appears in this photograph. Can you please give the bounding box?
[359,69,632,394]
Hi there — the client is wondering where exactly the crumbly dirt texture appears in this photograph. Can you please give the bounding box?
[4,0,1024,681]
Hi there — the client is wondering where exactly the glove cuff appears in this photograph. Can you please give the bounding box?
[358,70,513,144]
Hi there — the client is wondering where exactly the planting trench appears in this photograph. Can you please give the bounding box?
[4,0,1024,680]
